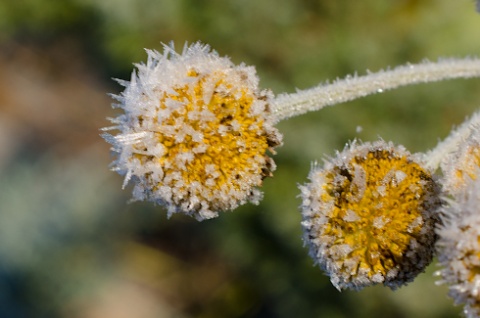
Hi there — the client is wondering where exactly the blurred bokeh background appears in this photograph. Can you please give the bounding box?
[1,1,480,317]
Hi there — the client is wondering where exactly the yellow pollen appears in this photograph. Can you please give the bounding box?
[322,150,433,279]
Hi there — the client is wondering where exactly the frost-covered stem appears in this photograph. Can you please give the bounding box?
[425,112,480,170]
[271,58,480,123]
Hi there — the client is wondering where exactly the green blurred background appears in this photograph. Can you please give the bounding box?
[1,1,479,317]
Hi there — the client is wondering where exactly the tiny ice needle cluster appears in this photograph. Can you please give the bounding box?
[103,40,480,315]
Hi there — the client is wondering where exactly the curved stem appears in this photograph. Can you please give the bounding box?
[271,58,480,123]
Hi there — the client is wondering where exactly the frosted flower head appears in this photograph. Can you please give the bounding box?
[437,176,480,318]
[102,42,282,220]
[440,122,480,196]
[300,140,441,290]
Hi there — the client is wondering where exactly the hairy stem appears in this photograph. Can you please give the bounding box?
[271,58,480,123]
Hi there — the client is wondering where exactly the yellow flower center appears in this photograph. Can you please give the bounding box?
[321,150,433,280]
[133,69,278,212]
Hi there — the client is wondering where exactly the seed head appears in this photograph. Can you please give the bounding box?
[102,42,282,220]
[300,140,441,290]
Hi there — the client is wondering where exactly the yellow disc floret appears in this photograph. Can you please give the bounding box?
[103,43,282,220]
[155,71,269,191]
[300,140,440,290]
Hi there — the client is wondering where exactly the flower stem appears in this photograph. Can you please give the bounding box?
[271,58,480,123]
